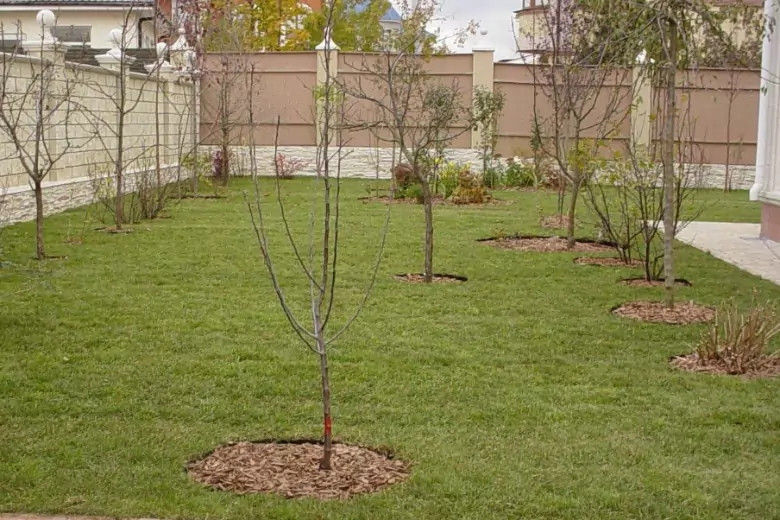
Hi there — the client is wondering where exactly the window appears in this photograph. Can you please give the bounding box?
[519,0,550,9]
[53,25,91,44]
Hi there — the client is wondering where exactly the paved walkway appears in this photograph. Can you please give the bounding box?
[675,222,780,286]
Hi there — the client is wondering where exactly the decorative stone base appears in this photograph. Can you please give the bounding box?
[761,201,780,242]
[223,146,756,190]
[1,164,187,226]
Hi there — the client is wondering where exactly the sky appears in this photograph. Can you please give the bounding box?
[422,0,520,60]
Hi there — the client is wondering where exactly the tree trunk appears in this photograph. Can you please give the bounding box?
[34,179,45,260]
[423,186,434,283]
[566,179,579,249]
[662,17,678,309]
[318,343,333,471]
[724,88,734,192]
[115,160,124,230]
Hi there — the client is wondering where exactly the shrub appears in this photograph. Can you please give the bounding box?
[483,162,505,189]
[451,169,490,204]
[274,153,308,179]
[695,298,780,375]
[504,158,537,188]
[439,161,464,198]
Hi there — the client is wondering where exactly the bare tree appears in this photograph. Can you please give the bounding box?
[0,16,84,259]
[337,1,475,283]
[529,0,634,249]
[83,7,173,230]
[245,12,390,469]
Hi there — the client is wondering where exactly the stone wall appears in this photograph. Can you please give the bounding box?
[2,164,188,225]
[221,145,756,190]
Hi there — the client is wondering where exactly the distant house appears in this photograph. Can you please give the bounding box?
[512,0,763,64]
[0,0,171,48]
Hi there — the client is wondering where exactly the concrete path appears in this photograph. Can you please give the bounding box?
[675,222,780,286]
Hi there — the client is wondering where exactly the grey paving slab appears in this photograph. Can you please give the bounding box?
[675,222,780,286]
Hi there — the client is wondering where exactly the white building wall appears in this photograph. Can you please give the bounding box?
[0,8,153,48]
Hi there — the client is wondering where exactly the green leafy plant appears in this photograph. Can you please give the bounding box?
[504,158,536,188]
[439,160,465,199]
[483,162,505,189]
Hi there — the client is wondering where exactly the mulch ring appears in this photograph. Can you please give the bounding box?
[394,273,467,284]
[574,256,641,267]
[179,194,226,200]
[612,301,715,324]
[479,235,614,253]
[94,227,135,234]
[358,195,511,207]
[620,278,692,287]
[187,440,411,500]
[669,353,780,378]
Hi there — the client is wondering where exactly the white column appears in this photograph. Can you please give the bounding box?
[22,10,68,182]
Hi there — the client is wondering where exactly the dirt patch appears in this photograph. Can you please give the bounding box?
[574,256,641,267]
[620,278,692,287]
[187,441,410,500]
[670,352,780,378]
[612,301,715,324]
[479,235,613,253]
[394,273,467,284]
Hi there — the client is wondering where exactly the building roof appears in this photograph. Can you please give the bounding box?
[354,1,402,23]
[0,0,153,5]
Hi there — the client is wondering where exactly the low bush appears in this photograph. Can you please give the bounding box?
[695,299,780,375]
[451,169,490,204]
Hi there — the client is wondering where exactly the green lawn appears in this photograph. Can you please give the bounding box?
[0,179,778,520]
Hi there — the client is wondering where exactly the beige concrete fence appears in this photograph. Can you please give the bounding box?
[0,30,196,225]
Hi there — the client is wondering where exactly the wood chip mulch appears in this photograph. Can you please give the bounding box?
[669,353,780,378]
[394,273,466,284]
[574,256,642,267]
[359,196,510,207]
[481,236,613,253]
[620,278,692,287]
[612,301,715,324]
[94,227,134,234]
[187,441,410,500]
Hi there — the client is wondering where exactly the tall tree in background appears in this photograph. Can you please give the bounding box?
[203,0,311,51]
[304,0,390,51]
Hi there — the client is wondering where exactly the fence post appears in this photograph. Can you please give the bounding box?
[315,29,340,147]
[631,55,652,152]
[22,10,67,182]
[471,31,495,152]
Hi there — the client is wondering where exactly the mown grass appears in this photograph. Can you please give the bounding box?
[0,180,777,520]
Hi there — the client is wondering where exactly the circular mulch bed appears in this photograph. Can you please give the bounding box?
[394,273,467,284]
[359,195,510,207]
[180,194,227,200]
[187,441,410,500]
[620,278,692,287]
[94,226,135,234]
[479,235,614,253]
[669,353,780,378]
[612,301,715,324]
[574,256,642,267]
